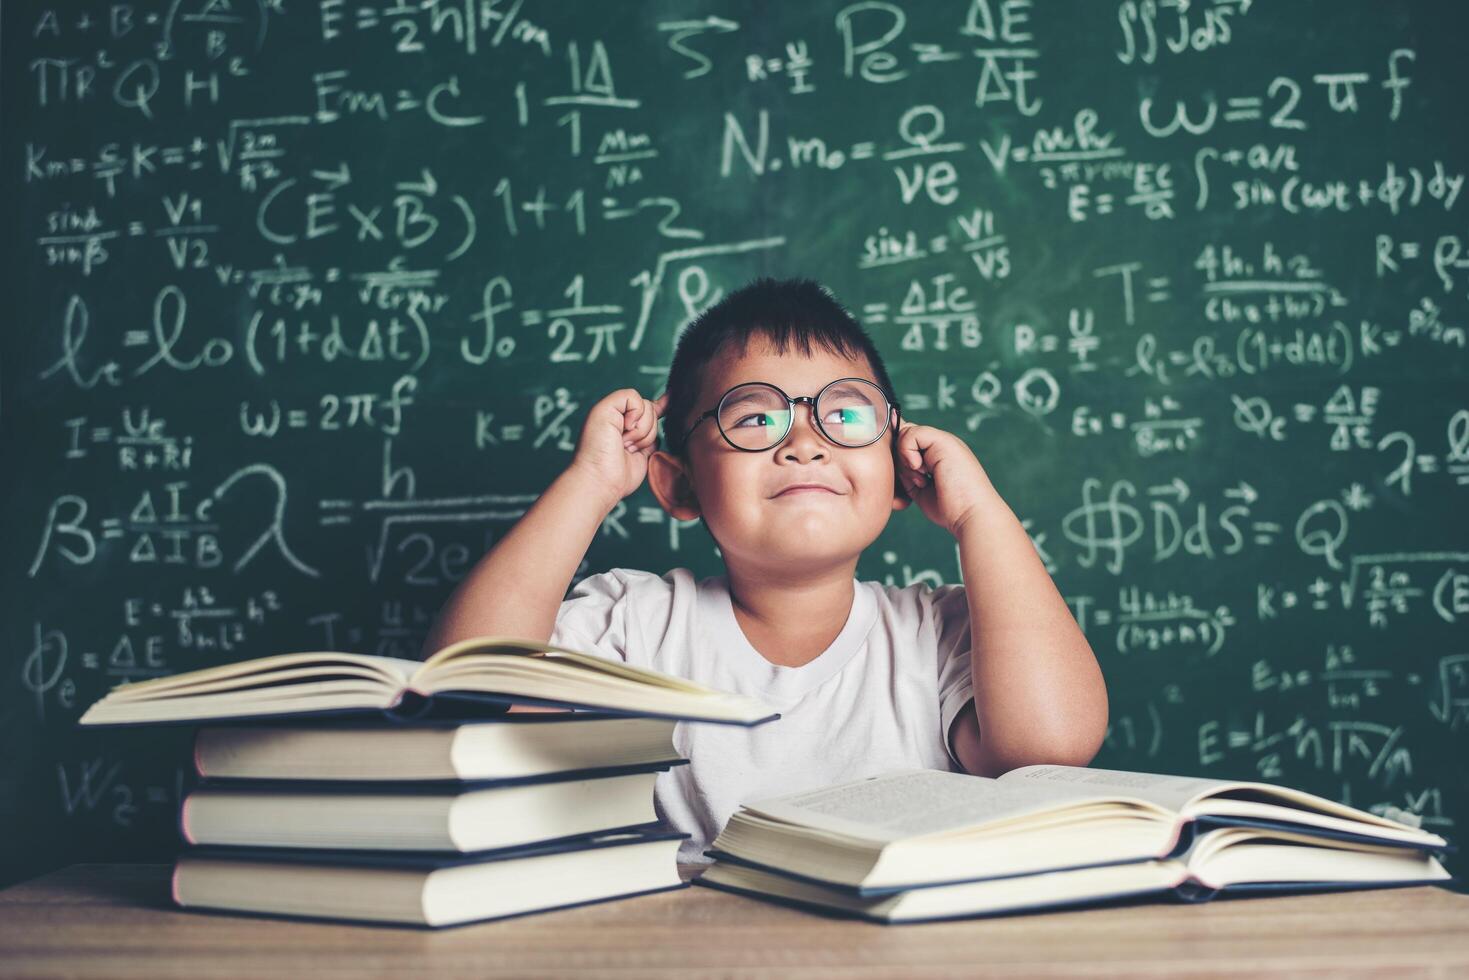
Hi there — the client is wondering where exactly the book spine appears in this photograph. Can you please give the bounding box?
[193,730,207,778]
[385,688,435,722]
[1173,883,1218,902]
[179,792,196,845]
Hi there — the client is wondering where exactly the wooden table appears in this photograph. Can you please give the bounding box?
[3,863,1468,977]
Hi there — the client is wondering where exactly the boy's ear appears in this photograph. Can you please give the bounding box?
[648,450,701,521]
[892,475,913,511]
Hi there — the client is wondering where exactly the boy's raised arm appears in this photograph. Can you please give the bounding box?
[419,388,667,660]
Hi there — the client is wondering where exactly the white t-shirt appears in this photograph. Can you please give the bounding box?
[547,567,977,864]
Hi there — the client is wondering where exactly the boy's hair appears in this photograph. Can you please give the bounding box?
[659,277,899,459]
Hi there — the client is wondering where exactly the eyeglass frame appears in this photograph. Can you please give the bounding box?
[678,377,902,453]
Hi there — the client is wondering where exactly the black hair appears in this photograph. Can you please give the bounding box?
[659,277,899,459]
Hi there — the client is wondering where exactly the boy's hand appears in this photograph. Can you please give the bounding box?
[569,388,667,508]
[893,421,999,537]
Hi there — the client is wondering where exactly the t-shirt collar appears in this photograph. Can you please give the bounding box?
[701,574,878,701]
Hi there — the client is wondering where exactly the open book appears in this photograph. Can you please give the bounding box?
[78,635,780,727]
[705,765,1453,894]
[699,823,1452,923]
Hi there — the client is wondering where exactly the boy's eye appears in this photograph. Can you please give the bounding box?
[733,408,858,427]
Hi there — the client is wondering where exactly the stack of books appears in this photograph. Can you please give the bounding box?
[79,636,779,928]
[696,766,1456,923]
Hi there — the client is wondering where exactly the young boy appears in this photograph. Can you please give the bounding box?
[421,277,1108,864]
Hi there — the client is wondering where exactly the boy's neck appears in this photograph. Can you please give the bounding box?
[724,561,859,668]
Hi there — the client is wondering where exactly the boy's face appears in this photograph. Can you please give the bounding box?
[648,336,905,575]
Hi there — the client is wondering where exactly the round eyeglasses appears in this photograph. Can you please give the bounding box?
[681,377,900,453]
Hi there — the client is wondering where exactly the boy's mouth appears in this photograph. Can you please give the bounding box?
[773,483,841,497]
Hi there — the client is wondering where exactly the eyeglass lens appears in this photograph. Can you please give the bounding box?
[717,380,887,450]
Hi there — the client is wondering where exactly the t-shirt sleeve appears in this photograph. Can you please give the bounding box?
[930,582,976,771]
[547,567,668,665]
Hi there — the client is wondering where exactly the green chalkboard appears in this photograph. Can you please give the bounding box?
[3,0,1467,889]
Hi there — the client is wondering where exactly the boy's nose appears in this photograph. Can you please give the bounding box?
[779,400,827,457]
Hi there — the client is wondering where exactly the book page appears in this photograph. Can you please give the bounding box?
[1184,826,1452,888]
[999,764,1237,812]
[741,769,1131,843]
[359,655,419,683]
[99,652,413,698]
[415,638,780,723]
[419,636,757,696]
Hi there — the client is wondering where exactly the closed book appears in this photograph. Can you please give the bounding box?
[180,760,686,852]
[78,635,780,727]
[173,827,690,927]
[192,713,681,782]
[706,765,1452,894]
[698,823,1453,923]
